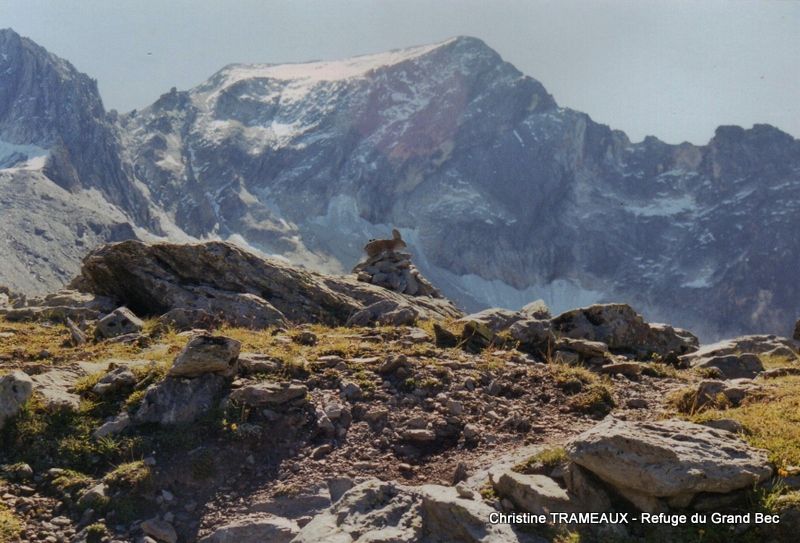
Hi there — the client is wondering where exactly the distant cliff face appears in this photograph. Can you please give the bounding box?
[1,30,799,338]
[0,29,156,227]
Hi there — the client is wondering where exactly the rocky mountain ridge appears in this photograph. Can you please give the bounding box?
[1,28,799,339]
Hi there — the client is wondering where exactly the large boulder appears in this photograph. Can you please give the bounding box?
[293,479,521,543]
[551,304,698,357]
[133,374,227,425]
[566,418,772,512]
[70,241,460,328]
[169,334,241,378]
[0,371,33,429]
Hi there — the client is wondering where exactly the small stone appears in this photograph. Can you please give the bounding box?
[463,424,480,441]
[95,307,144,340]
[340,381,363,401]
[626,398,648,409]
[141,518,177,543]
[293,331,318,346]
[456,483,476,500]
[312,444,333,459]
[446,399,464,416]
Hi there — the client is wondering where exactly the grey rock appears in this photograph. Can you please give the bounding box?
[155,308,221,332]
[699,418,745,434]
[229,382,308,407]
[198,514,298,543]
[353,251,441,298]
[30,368,84,411]
[566,418,772,512]
[691,353,764,379]
[293,479,521,542]
[237,353,282,375]
[77,483,108,509]
[554,338,610,360]
[93,412,131,438]
[346,299,419,327]
[679,335,799,367]
[94,307,144,339]
[134,374,227,424]
[508,318,555,352]
[599,362,642,378]
[690,379,763,410]
[71,241,459,327]
[340,381,364,401]
[491,470,581,514]
[456,308,523,333]
[551,304,698,357]
[140,518,177,543]
[92,366,137,396]
[0,370,33,429]
[169,334,241,378]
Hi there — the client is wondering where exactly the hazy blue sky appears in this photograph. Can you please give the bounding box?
[2,0,798,144]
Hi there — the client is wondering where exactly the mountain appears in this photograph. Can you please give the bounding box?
[1,29,799,339]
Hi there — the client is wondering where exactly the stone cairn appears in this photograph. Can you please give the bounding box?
[353,230,441,298]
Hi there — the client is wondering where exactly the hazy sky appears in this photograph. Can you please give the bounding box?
[2,0,798,144]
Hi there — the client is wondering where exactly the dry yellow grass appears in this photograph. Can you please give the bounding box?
[0,501,22,543]
[690,375,800,468]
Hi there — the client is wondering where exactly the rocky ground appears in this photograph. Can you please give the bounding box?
[1,241,800,543]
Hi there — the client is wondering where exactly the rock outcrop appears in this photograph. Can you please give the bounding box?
[679,335,799,368]
[551,304,698,357]
[565,418,772,512]
[69,240,461,328]
[353,251,441,297]
[293,479,521,543]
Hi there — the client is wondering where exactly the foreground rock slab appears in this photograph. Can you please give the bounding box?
[566,418,772,512]
[293,478,523,543]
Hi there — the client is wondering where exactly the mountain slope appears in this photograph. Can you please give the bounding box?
[124,36,800,338]
[1,30,798,338]
[0,28,170,294]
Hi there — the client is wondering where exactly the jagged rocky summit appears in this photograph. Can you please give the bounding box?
[2,28,800,340]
